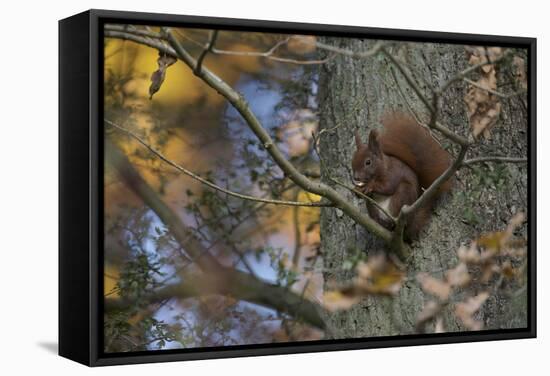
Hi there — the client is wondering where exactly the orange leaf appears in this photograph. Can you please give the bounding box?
[417,273,451,301]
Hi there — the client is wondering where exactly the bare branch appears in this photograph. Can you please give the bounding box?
[105,24,164,39]
[105,267,326,329]
[389,145,467,255]
[105,139,326,328]
[259,55,334,65]
[106,139,221,272]
[173,30,332,65]
[313,40,384,58]
[106,26,391,239]
[329,177,396,225]
[380,46,434,114]
[212,36,333,64]
[161,27,392,242]
[463,78,525,99]
[381,47,470,147]
[105,30,177,57]
[439,49,514,93]
[194,30,219,75]
[463,156,528,166]
[105,26,521,251]
[301,169,321,179]
[106,119,331,208]
[403,146,468,218]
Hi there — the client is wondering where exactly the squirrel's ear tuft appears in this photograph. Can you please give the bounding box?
[354,130,363,148]
[368,129,381,152]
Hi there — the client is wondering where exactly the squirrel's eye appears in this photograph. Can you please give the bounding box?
[365,159,371,166]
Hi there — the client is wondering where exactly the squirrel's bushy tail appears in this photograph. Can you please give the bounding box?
[380,113,452,240]
[380,113,453,193]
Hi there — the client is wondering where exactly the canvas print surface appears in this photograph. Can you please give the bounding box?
[102,23,529,353]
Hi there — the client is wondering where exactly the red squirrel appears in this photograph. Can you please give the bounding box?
[351,113,452,239]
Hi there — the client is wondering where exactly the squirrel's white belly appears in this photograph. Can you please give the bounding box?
[371,193,392,214]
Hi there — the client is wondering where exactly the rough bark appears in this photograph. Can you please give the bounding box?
[318,39,528,338]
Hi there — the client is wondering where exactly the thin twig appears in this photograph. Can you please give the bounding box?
[462,156,527,166]
[105,30,177,57]
[106,140,327,328]
[163,27,391,241]
[381,47,470,146]
[329,177,396,225]
[389,66,425,126]
[194,30,219,75]
[310,131,326,170]
[390,146,468,254]
[105,27,397,242]
[292,188,303,269]
[176,32,377,63]
[106,119,331,208]
[380,46,434,114]
[439,49,514,93]
[260,55,334,65]
[214,36,333,65]
[172,30,332,65]
[105,24,164,39]
[230,244,258,278]
[463,78,525,99]
[403,145,468,218]
[313,40,385,58]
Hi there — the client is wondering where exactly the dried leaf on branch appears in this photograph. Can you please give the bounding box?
[417,273,451,301]
[455,292,489,330]
[445,263,471,287]
[322,254,405,312]
[464,47,504,139]
[512,56,528,90]
[416,301,442,332]
[149,52,177,99]
[415,212,527,333]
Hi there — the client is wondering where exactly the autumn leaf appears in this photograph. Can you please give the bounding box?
[414,212,527,334]
[287,36,317,54]
[416,300,442,332]
[149,52,177,99]
[464,46,503,139]
[455,292,489,330]
[434,317,445,333]
[417,273,451,301]
[322,255,404,311]
[505,212,526,237]
[322,291,361,312]
[501,261,516,279]
[355,255,405,295]
[477,231,507,251]
[445,262,471,287]
[477,212,525,252]
[481,263,501,283]
[457,244,481,264]
[272,323,324,342]
[512,56,527,90]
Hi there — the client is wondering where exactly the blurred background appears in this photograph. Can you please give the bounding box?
[103,26,326,351]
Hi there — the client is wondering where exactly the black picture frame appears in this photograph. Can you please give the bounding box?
[59,9,537,367]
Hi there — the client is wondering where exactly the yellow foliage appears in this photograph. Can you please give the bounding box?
[104,264,120,298]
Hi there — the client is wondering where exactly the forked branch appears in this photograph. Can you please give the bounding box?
[104,26,526,256]
[106,139,326,328]
[160,27,392,241]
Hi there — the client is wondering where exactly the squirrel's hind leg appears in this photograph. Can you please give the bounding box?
[389,182,423,242]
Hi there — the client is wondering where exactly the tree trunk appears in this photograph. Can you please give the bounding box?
[317,38,528,338]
